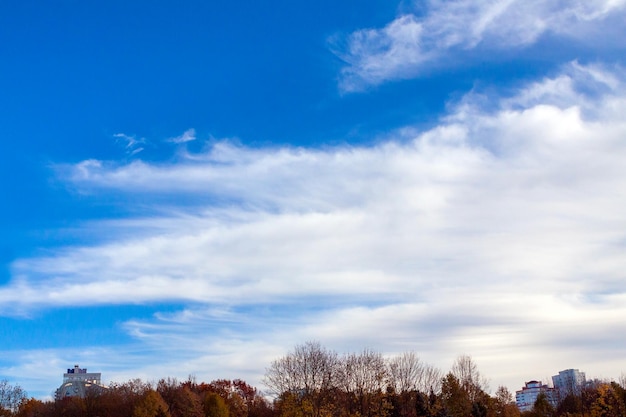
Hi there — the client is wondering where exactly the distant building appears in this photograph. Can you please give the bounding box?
[55,364,107,399]
[515,380,557,412]
[552,368,586,397]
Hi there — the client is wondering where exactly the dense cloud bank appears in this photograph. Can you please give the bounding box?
[2,62,626,395]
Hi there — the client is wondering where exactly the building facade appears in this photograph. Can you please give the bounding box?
[515,380,557,412]
[552,368,586,397]
[55,364,107,399]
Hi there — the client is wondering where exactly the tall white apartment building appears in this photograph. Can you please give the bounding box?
[552,369,586,397]
[515,380,557,412]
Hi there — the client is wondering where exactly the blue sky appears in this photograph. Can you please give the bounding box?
[1,0,626,400]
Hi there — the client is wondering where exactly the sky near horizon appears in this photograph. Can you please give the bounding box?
[1,0,626,400]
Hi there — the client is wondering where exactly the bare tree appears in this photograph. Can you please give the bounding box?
[338,349,388,417]
[264,341,338,396]
[387,351,423,393]
[264,341,338,417]
[386,352,443,417]
[386,351,443,395]
[421,363,443,394]
[450,354,489,401]
[0,379,26,414]
[340,349,387,394]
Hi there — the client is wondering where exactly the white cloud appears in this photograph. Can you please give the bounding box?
[168,128,197,144]
[114,133,145,155]
[3,62,626,394]
[7,63,626,308]
[336,0,626,90]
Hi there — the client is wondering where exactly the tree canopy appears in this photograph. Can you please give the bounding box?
[3,342,625,417]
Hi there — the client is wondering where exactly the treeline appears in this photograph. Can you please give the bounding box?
[2,378,272,417]
[2,341,626,417]
[264,341,514,417]
[264,341,626,417]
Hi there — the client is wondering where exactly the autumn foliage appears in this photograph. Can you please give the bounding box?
[5,377,271,417]
[2,342,626,417]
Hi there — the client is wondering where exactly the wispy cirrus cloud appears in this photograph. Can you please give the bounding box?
[335,0,626,91]
[168,128,197,144]
[3,62,626,392]
[113,133,145,155]
[6,62,626,310]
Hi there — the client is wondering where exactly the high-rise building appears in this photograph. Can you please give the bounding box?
[552,369,586,397]
[55,364,107,399]
[515,380,557,412]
